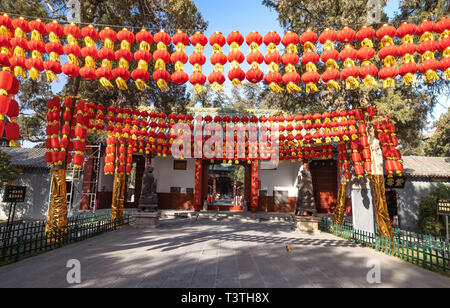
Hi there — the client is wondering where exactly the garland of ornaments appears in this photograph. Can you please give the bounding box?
[42,96,404,179]
[0,14,448,93]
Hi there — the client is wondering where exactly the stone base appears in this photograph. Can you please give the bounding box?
[293,216,322,233]
[133,212,160,228]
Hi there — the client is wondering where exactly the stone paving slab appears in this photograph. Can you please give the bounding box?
[0,219,448,288]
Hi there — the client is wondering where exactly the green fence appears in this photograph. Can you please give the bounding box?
[319,218,450,273]
[0,212,134,265]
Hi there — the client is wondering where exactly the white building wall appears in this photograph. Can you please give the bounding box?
[259,161,301,197]
[395,178,450,232]
[151,157,196,193]
[0,169,51,221]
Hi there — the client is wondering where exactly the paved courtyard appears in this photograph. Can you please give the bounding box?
[0,217,448,288]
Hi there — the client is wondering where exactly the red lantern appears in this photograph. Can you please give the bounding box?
[44,21,64,82]
[246,31,264,84]
[437,17,450,80]
[80,25,99,80]
[281,31,301,93]
[189,32,208,93]
[26,19,46,80]
[227,31,246,86]
[209,32,227,93]
[300,30,319,92]
[62,23,82,77]
[132,29,153,90]
[356,26,378,88]
[339,44,360,90]
[397,22,418,85]
[320,28,341,91]
[263,31,283,93]
[417,20,440,83]
[113,28,134,90]
[96,27,116,89]
[375,24,398,88]
[171,31,189,86]
[153,30,171,92]
[10,17,29,78]
[0,14,13,69]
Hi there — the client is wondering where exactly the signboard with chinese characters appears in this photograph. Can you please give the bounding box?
[2,185,27,203]
[385,176,406,189]
[437,199,450,216]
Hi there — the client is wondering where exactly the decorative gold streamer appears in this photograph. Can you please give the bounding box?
[111,172,126,223]
[45,169,68,235]
[370,174,393,240]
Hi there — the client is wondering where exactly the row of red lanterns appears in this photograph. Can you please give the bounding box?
[1,15,448,93]
[0,70,19,146]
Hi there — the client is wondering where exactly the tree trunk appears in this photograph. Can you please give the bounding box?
[111,138,126,223]
[45,76,81,233]
[361,94,393,240]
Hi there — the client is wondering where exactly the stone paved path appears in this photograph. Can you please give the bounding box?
[0,218,448,288]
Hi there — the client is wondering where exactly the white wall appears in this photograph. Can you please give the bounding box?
[396,178,450,232]
[259,161,301,197]
[0,169,51,221]
[151,157,196,193]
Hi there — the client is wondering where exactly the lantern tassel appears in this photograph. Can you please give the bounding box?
[14,67,25,78]
[135,79,149,91]
[345,77,359,90]
[29,68,40,81]
[326,80,340,91]
[157,79,169,92]
[232,79,245,87]
[115,78,128,90]
[383,78,395,88]
[425,70,440,83]
[100,78,114,90]
[46,71,58,82]
[194,84,206,94]
[444,69,450,81]
[306,83,319,93]
[287,82,301,94]
[211,82,224,94]
[403,73,416,86]
[269,83,284,93]
[363,76,378,88]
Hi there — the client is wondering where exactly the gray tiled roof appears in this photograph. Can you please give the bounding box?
[0,147,48,169]
[402,156,450,178]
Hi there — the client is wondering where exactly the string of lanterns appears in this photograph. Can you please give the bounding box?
[43,96,404,179]
[0,14,448,93]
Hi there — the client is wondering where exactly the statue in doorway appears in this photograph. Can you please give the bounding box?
[138,165,159,212]
[295,167,317,216]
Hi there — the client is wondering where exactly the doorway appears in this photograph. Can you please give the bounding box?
[207,162,247,211]
[309,160,338,213]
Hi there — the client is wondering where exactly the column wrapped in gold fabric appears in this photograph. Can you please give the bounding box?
[370,174,393,240]
[45,169,68,234]
[333,183,347,225]
[111,172,126,223]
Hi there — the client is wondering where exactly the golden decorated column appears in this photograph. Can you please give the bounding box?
[333,162,347,225]
[111,172,126,223]
[362,94,393,240]
[45,168,68,234]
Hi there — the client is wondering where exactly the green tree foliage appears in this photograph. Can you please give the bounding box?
[0,150,19,190]
[417,183,450,236]
[261,0,449,154]
[0,0,208,143]
[423,108,450,157]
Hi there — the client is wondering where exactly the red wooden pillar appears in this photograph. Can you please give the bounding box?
[194,159,203,210]
[250,160,259,212]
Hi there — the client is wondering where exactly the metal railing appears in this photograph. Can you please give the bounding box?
[319,218,450,273]
[0,212,134,265]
